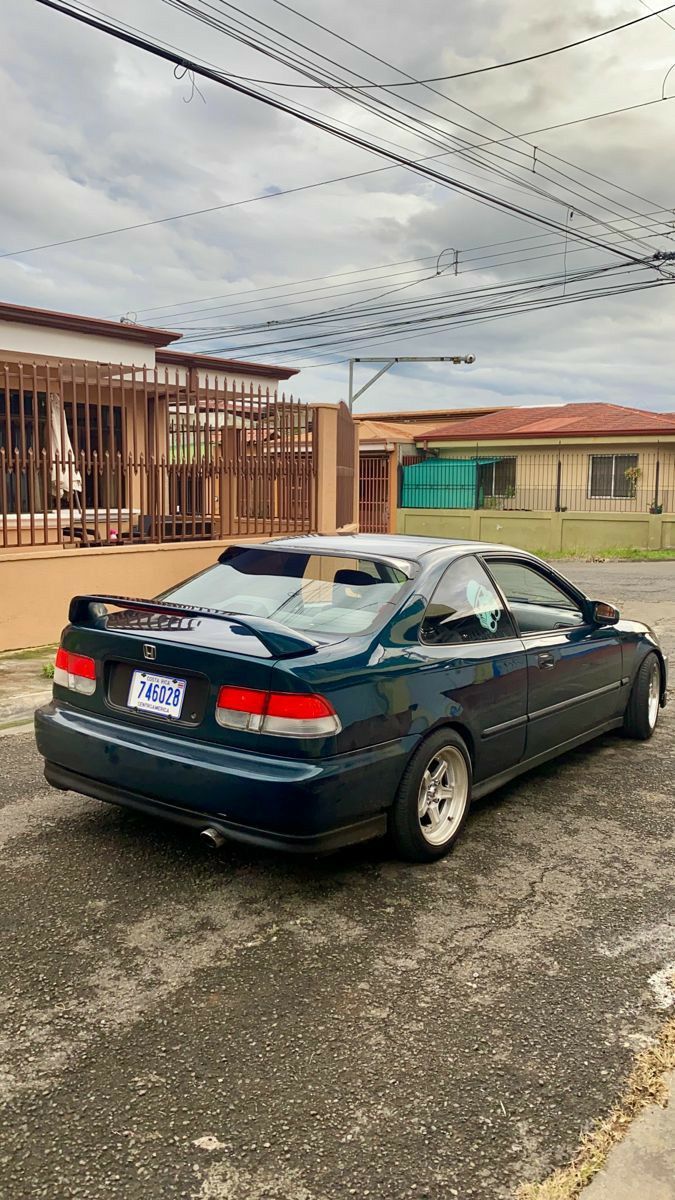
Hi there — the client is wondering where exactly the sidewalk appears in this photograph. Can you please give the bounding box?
[0,649,54,731]
[582,1071,675,1200]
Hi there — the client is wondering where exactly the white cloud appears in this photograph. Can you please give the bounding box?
[1,0,674,410]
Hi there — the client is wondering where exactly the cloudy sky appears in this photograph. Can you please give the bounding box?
[2,0,675,411]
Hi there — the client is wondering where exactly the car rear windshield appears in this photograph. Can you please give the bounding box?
[160,546,411,635]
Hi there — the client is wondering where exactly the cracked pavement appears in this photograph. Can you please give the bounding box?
[0,561,674,1199]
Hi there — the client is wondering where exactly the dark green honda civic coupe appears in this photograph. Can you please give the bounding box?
[35,534,666,862]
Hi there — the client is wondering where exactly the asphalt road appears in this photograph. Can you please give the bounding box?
[1,562,674,1200]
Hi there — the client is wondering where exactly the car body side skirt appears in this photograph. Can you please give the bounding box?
[471,717,625,801]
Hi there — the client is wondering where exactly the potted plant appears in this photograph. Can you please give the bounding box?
[624,465,642,499]
[500,484,517,510]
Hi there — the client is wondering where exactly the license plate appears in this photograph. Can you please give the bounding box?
[127,670,187,720]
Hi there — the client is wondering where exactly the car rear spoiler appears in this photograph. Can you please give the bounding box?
[67,595,318,658]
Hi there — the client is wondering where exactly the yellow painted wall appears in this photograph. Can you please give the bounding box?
[560,517,649,552]
[397,507,669,555]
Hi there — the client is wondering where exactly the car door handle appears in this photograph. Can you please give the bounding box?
[537,652,555,670]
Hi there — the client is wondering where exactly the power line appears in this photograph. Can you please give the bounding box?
[166,0,667,252]
[208,270,674,364]
[184,260,658,356]
[0,161,410,260]
[9,89,671,265]
[35,0,667,270]
[259,0,671,229]
[257,0,672,234]
[635,0,675,34]
[131,200,673,323]
[171,217,672,336]
[176,233,673,341]
[198,264,673,366]
[175,2,675,88]
[6,3,669,265]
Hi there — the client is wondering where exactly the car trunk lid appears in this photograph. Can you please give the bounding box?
[57,594,322,749]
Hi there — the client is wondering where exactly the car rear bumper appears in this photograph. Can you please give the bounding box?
[35,702,415,853]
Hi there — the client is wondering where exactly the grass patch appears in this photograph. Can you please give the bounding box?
[0,643,58,661]
[41,662,55,680]
[535,546,675,562]
[517,1005,675,1200]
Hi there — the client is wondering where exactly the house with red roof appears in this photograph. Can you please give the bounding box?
[400,402,675,519]
[374,403,675,552]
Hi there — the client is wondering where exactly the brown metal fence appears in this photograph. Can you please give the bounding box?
[359,453,390,533]
[400,449,675,514]
[0,359,317,548]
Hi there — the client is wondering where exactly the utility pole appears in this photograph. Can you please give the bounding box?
[347,355,476,412]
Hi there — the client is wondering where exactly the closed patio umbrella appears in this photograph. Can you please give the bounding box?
[49,393,82,502]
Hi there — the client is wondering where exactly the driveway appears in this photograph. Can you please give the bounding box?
[1,562,674,1200]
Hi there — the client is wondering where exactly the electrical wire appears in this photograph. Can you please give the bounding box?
[35,0,671,269]
[173,230,670,338]
[164,0,667,252]
[163,2,675,88]
[635,0,675,34]
[214,272,675,364]
[258,0,673,230]
[9,89,673,265]
[184,260,659,356]
[134,200,675,325]
[11,1,672,270]
[158,0,675,307]
[30,0,675,364]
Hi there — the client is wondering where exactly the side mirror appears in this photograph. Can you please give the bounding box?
[592,600,620,625]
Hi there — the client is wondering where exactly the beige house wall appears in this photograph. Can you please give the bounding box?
[431,440,675,513]
[0,322,157,367]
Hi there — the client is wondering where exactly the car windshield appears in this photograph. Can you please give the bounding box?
[160,546,411,635]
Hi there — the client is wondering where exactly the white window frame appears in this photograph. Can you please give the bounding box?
[587,453,638,500]
[480,456,517,498]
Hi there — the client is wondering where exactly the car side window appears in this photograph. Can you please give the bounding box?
[421,556,516,646]
[487,560,585,634]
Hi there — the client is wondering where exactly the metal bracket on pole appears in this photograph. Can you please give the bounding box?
[348,360,395,410]
[347,355,476,411]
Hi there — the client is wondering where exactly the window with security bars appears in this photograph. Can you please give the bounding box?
[588,454,638,499]
[478,456,516,497]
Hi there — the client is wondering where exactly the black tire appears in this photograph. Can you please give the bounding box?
[623,652,661,740]
[388,728,472,863]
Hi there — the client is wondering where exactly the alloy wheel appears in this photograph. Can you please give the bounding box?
[417,746,469,847]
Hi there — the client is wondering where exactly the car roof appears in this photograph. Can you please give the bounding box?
[264,533,531,564]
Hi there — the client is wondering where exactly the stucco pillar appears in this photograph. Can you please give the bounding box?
[313,405,339,533]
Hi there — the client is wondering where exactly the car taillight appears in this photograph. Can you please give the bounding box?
[54,647,97,696]
[216,685,340,737]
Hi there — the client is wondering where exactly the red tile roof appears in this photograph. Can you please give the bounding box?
[422,403,675,442]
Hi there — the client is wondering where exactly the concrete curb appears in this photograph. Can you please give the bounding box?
[582,1071,675,1199]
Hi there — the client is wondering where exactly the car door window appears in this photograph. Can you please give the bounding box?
[487,560,585,634]
[421,556,516,645]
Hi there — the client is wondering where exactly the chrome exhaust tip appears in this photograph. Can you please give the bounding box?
[200,827,226,849]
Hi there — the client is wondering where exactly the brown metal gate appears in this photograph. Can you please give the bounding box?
[359,452,390,533]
